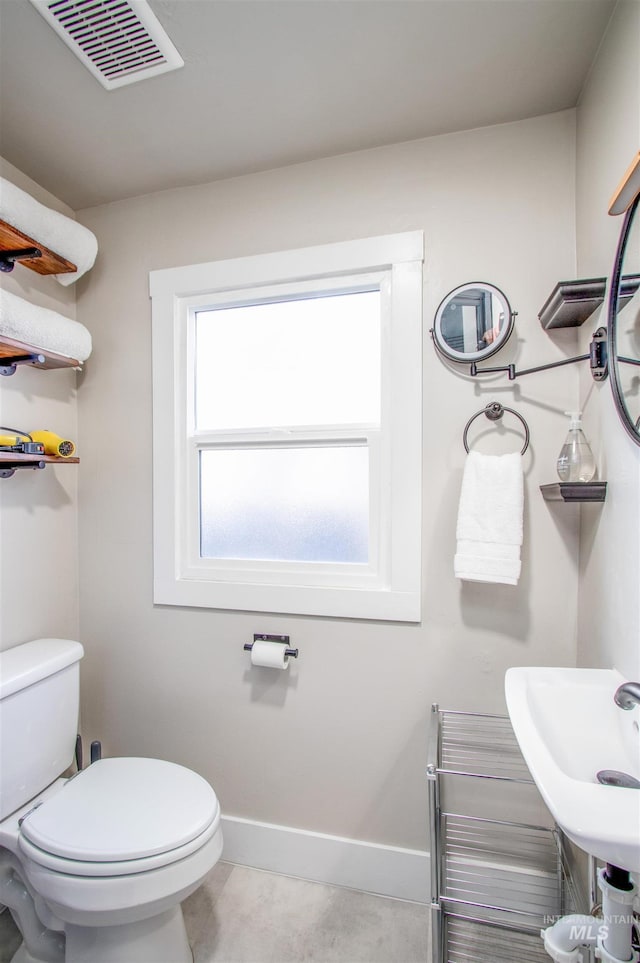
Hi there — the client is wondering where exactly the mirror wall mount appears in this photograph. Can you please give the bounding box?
[607,191,640,446]
[431,282,516,364]
[468,327,608,382]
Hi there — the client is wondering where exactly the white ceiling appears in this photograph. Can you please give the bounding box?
[0,0,615,211]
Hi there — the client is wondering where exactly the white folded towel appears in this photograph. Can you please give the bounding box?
[0,289,92,362]
[0,178,98,286]
[454,450,524,585]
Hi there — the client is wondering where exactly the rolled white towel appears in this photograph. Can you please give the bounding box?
[0,288,92,362]
[454,450,524,585]
[0,178,98,286]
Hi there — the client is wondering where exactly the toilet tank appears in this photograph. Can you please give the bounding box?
[0,638,84,820]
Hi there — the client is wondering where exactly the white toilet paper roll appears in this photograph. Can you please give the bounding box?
[250,640,290,669]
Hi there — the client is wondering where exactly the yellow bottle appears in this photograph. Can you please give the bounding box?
[29,430,76,457]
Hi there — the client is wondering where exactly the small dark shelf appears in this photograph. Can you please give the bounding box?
[540,482,607,503]
[539,275,640,329]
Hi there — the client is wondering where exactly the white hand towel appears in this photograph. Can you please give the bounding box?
[454,450,524,585]
[0,178,98,286]
[0,288,92,362]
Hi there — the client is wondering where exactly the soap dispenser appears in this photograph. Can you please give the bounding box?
[556,412,596,483]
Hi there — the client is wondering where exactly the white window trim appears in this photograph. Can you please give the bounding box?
[150,231,423,621]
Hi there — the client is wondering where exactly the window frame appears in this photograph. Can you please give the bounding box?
[150,231,423,621]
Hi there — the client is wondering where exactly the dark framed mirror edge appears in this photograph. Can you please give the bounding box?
[607,191,640,446]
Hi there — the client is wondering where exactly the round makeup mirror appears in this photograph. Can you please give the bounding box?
[432,282,515,364]
[607,192,640,446]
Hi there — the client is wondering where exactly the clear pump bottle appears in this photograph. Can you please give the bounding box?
[556,411,596,483]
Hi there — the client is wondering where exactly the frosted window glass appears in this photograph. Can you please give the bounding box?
[195,291,380,429]
[200,447,369,563]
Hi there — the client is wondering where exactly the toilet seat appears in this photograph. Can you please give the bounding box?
[18,757,220,877]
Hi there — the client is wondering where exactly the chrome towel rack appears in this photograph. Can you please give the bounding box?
[427,705,576,963]
[463,401,530,455]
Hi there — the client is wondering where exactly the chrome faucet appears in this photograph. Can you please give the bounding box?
[614,681,640,710]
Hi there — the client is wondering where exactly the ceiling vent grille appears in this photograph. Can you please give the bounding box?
[29,0,184,90]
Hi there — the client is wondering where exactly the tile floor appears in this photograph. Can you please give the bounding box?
[0,861,429,963]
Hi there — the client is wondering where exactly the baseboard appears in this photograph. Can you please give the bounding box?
[220,815,430,904]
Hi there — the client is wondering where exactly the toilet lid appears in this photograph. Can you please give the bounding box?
[19,757,219,862]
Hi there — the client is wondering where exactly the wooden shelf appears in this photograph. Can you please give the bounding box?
[0,452,79,465]
[0,451,79,478]
[540,482,607,503]
[0,219,77,276]
[538,275,640,329]
[0,333,80,372]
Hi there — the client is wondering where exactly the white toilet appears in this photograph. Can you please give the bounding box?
[0,638,223,963]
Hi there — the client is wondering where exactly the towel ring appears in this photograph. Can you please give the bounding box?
[463,402,530,455]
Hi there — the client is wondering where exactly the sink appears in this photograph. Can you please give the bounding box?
[505,666,640,872]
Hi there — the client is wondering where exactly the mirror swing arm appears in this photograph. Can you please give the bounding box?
[467,327,608,382]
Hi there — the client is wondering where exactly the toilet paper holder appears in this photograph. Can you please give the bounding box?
[244,634,299,659]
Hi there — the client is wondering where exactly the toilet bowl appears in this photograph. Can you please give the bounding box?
[0,639,224,963]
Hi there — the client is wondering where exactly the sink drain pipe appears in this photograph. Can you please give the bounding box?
[542,866,638,963]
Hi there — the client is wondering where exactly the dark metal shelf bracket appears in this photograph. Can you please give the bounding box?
[0,353,47,377]
[0,461,46,480]
[0,247,43,273]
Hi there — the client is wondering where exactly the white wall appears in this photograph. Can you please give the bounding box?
[0,158,79,650]
[76,111,580,852]
[576,0,640,679]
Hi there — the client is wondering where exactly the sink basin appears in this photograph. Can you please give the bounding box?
[505,666,640,872]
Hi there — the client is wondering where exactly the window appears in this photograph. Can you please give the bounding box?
[150,231,423,620]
